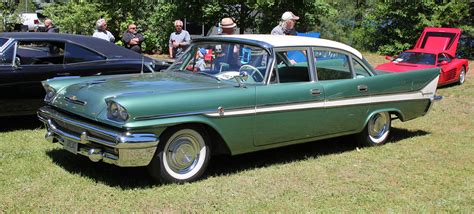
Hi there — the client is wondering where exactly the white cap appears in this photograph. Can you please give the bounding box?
[281,11,299,21]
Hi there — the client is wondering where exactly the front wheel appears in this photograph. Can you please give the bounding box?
[458,67,466,85]
[148,125,211,183]
[357,112,391,147]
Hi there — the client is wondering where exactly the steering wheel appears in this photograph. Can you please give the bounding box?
[239,64,264,82]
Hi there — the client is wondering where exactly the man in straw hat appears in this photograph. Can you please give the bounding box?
[219,17,237,35]
[271,11,299,35]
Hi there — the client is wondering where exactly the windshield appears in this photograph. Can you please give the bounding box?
[167,42,269,83]
[394,52,436,65]
[0,38,9,48]
[0,42,14,65]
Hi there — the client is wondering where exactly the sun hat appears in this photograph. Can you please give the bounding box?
[220,17,237,29]
[281,11,299,21]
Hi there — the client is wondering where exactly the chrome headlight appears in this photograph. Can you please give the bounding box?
[43,84,56,102]
[107,100,129,122]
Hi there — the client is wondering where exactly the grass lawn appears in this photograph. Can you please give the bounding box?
[0,54,472,212]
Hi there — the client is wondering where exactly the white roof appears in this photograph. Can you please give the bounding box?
[218,34,363,59]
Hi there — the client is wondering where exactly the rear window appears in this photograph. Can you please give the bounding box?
[395,52,436,65]
[64,43,105,63]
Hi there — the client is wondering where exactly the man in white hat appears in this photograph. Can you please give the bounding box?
[219,17,237,35]
[271,11,299,35]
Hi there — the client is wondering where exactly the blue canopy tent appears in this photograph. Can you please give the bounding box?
[287,32,320,63]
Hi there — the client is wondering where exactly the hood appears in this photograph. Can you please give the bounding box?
[414,27,461,57]
[375,62,435,73]
[51,72,230,121]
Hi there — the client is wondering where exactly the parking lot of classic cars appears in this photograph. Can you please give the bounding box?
[37,34,443,183]
[0,32,169,117]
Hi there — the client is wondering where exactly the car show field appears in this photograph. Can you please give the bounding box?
[0,52,472,212]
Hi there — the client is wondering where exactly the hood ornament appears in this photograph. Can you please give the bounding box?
[65,95,87,106]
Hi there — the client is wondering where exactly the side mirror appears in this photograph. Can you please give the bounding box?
[439,60,448,65]
[239,70,249,81]
[234,71,248,88]
[385,56,393,61]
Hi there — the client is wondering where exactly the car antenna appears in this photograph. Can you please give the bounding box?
[140,55,144,74]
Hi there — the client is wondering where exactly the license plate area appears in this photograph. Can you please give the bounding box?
[63,139,78,154]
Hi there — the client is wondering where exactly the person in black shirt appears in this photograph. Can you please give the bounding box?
[122,24,144,53]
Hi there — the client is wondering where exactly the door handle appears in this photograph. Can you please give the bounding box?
[56,72,70,76]
[310,89,321,95]
[357,85,368,92]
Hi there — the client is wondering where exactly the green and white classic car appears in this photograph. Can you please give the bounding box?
[38,35,440,183]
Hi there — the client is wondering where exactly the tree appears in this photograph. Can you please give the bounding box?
[43,2,107,35]
[354,1,471,55]
[0,1,19,32]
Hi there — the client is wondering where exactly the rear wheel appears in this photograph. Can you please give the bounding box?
[357,112,391,147]
[458,67,466,85]
[148,125,211,183]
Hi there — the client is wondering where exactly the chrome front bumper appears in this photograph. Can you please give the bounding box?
[38,106,158,167]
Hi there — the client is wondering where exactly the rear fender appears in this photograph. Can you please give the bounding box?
[359,108,404,133]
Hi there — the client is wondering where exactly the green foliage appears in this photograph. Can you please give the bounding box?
[42,1,177,53]
[15,0,36,14]
[354,1,471,55]
[43,2,107,35]
[310,0,355,45]
[143,3,177,53]
[0,1,20,32]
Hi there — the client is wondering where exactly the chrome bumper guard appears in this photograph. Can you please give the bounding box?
[423,95,442,116]
[38,106,158,167]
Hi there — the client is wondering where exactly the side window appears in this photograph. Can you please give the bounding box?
[353,58,372,78]
[438,53,451,63]
[16,41,65,65]
[273,50,310,83]
[0,42,14,65]
[314,50,352,80]
[65,43,105,64]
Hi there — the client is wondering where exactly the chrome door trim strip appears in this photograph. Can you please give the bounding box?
[204,76,439,117]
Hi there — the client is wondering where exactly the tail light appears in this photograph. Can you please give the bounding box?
[34,19,39,24]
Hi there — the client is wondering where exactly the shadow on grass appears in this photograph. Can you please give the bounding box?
[206,127,429,177]
[46,127,429,189]
[0,115,43,132]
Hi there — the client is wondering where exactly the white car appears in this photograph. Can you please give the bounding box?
[20,13,44,31]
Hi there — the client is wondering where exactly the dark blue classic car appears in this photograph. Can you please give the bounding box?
[0,32,169,116]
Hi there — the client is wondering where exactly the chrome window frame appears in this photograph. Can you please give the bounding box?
[351,56,375,77]
[267,46,314,84]
[311,47,357,81]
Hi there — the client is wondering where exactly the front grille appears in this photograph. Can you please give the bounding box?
[52,117,117,145]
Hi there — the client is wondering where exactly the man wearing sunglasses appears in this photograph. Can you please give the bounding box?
[169,20,191,59]
[122,24,144,53]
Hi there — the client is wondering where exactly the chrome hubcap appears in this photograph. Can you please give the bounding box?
[166,134,200,174]
[368,112,390,143]
[459,69,465,84]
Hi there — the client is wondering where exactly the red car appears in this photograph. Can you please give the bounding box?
[376,27,469,86]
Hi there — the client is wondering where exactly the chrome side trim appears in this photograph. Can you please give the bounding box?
[134,110,217,121]
[204,76,439,118]
[133,105,256,120]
